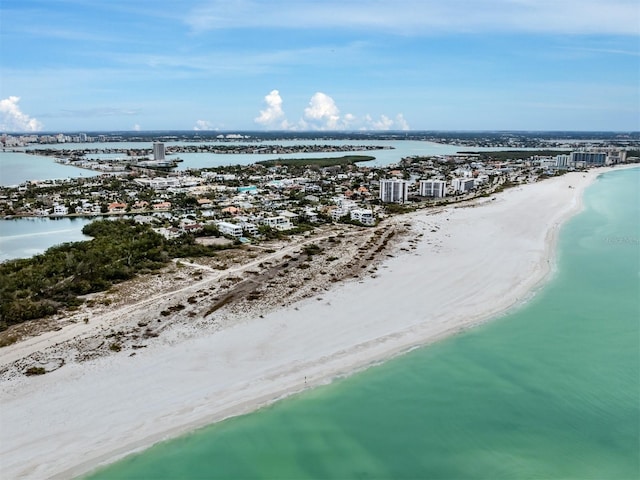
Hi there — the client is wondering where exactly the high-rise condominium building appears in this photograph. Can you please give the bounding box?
[379,179,410,203]
[419,180,446,198]
[153,142,166,161]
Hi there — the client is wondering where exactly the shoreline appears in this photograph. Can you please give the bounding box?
[0,166,632,479]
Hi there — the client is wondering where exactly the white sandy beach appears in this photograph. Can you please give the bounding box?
[0,168,614,479]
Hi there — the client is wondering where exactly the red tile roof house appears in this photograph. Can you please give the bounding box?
[107,202,127,213]
[131,200,149,211]
[152,202,172,211]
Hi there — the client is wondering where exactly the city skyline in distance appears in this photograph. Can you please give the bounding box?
[1,0,639,133]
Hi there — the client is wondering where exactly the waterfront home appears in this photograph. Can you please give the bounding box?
[107,202,127,213]
[52,204,69,216]
[152,201,172,211]
[350,208,375,226]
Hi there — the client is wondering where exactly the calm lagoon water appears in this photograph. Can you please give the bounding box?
[88,168,639,479]
[0,151,100,187]
[0,216,94,262]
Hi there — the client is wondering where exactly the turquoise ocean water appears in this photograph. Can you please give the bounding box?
[88,168,639,479]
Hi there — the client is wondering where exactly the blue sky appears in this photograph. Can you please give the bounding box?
[1,0,638,132]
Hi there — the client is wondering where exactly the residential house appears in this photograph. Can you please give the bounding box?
[350,209,375,226]
[152,201,172,211]
[108,202,127,213]
[217,221,243,238]
[260,215,293,231]
[52,204,69,216]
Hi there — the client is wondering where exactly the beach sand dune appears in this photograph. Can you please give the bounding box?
[0,169,609,479]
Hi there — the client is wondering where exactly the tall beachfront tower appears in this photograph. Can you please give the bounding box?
[419,179,447,198]
[451,178,475,194]
[153,142,166,161]
[379,179,410,203]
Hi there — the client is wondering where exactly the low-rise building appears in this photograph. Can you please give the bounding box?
[260,215,293,230]
[217,221,243,237]
[241,222,259,236]
[108,202,127,213]
[52,204,68,215]
[152,201,172,211]
[350,208,375,226]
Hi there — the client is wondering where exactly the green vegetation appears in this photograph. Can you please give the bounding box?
[256,155,375,168]
[0,219,232,331]
[302,244,323,257]
[384,203,412,214]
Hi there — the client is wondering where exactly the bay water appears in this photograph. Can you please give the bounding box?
[0,216,94,262]
[87,168,639,479]
[0,151,100,187]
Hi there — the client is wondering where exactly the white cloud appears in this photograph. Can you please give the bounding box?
[132,124,141,131]
[0,96,43,132]
[256,90,410,131]
[371,115,394,130]
[303,92,341,130]
[255,89,290,128]
[194,120,213,130]
[394,114,410,130]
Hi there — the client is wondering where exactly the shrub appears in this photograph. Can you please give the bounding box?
[25,366,46,376]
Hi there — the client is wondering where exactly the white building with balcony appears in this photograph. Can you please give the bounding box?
[217,221,243,238]
[260,215,293,231]
[451,178,475,194]
[419,180,446,198]
[379,179,409,203]
[350,209,375,226]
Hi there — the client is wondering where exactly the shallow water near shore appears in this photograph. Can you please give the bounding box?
[87,168,639,479]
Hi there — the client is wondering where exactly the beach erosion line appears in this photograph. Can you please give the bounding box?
[0,166,623,479]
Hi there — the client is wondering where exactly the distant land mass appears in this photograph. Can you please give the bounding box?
[5,130,638,150]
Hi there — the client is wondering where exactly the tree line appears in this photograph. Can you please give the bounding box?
[0,219,228,331]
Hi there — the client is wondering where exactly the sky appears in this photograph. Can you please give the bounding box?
[1,0,639,133]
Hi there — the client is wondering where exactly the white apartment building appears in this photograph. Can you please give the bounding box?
[555,155,570,169]
[217,221,243,238]
[134,177,181,189]
[379,179,409,203]
[570,148,626,166]
[260,215,293,231]
[330,197,358,220]
[350,209,375,226]
[419,180,446,198]
[52,204,69,215]
[474,174,490,186]
[451,178,475,194]
[153,142,166,161]
[241,222,259,236]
